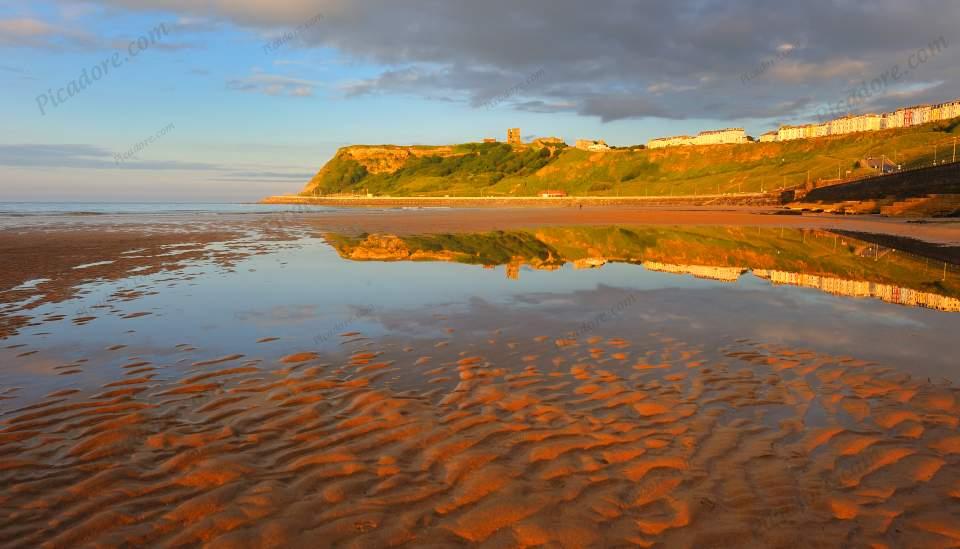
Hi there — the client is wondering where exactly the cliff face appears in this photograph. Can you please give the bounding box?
[302,145,462,195]
[339,146,459,174]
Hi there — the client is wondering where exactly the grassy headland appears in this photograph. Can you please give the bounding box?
[300,120,960,198]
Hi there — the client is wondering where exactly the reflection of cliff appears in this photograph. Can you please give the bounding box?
[754,270,960,312]
[325,232,566,276]
[324,227,959,307]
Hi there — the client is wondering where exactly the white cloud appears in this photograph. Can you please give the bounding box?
[0,18,97,49]
[227,71,318,97]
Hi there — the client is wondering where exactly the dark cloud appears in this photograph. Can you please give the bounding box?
[70,0,960,123]
[579,95,675,123]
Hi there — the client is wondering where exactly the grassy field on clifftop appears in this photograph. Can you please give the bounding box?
[303,120,960,197]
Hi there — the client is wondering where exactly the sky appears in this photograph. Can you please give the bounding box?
[1,0,959,202]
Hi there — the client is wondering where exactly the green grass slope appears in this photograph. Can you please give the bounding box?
[302,120,960,197]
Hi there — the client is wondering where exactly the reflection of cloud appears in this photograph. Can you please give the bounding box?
[233,304,319,326]
[371,280,960,382]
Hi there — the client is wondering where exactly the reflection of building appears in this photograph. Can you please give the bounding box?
[753,270,960,312]
[507,128,522,145]
[644,262,747,282]
[573,258,607,269]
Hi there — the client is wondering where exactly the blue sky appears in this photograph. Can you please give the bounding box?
[1,0,958,201]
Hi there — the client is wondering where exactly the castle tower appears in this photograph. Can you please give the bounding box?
[507,128,521,145]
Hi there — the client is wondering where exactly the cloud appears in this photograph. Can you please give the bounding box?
[211,170,315,182]
[46,0,960,124]
[767,58,870,84]
[0,64,27,74]
[579,94,674,123]
[107,37,198,51]
[647,81,700,95]
[0,144,220,171]
[0,18,98,49]
[513,100,577,114]
[227,71,317,97]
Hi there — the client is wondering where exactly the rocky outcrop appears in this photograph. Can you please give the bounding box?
[302,145,466,195]
[339,146,460,175]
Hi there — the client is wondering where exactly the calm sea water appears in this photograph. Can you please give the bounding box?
[0,202,334,216]
[2,223,958,405]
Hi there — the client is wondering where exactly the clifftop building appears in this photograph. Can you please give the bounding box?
[533,137,565,147]
[507,128,522,145]
[647,135,694,149]
[648,128,746,149]
[575,139,610,152]
[768,97,960,143]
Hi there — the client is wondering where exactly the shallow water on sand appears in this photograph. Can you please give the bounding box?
[1,221,959,547]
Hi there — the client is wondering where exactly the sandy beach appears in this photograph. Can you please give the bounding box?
[9,2,960,546]
[1,207,959,547]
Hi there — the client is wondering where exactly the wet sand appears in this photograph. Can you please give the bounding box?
[4,207,959,244]
[1,208,959,547]
[288,207,960,245]
[2,328,959,547]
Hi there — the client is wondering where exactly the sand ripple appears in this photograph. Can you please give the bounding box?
[1,336,958,547]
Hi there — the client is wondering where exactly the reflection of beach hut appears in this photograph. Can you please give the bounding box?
[539,190,567,198]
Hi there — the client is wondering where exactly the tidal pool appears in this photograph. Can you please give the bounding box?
[1,220,958,547]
